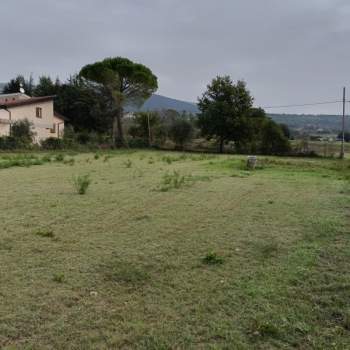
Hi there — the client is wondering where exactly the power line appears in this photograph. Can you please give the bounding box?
[262,100,345,109]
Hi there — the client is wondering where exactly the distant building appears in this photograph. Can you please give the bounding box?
[0,93,66,142]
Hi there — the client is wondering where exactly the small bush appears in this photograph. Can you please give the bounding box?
[41,137,64,150]
[128,137,149,148]
[94,153,100,160]
[73,174,91,195]
[168,118,194,150]
[202,252,224,265]
[0,136,17,150]
[11,119,35,147]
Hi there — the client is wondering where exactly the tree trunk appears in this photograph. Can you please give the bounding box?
[219,138,225,153]
[113,106,125,148]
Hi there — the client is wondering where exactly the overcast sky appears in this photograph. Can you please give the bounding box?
[1,0,350,114]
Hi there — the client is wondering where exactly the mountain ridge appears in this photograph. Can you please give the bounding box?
[128,94,199,114]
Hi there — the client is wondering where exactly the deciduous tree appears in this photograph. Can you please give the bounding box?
[197,76,253,153]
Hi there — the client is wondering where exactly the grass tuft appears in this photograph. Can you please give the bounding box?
[54,154,65,162]
[53,273,65,283]
[73,174,91,195]
[202,252,224,265]
[34,229,55,238]
[123,159,132,168]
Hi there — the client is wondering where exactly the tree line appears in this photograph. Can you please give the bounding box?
[2,57,290,154]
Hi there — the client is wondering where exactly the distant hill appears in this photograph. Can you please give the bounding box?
[131,96,347,133]
[0,82,6,92]
[268,113,348,133]
[128,94,199,114]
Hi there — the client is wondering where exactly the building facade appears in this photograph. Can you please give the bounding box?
[0,93,65,142]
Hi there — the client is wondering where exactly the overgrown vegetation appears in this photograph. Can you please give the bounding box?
[0,140,349,349]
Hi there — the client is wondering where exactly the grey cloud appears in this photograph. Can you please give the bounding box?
[1,0,350,114]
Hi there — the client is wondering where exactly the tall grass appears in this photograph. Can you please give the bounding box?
[73,175,91,195]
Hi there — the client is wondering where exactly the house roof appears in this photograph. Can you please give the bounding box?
[54,111,69,121]
[0,93,30,99]
[0,95,55,108]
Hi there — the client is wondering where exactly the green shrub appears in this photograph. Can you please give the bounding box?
[11,119,35,147]
[41,137,64,150]
[169,118,194,150]
[0,136,17,150]
[260,120,291,155]
[128,137,149,148]
[73,174,91,195]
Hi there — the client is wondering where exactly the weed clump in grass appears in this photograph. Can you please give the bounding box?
[54,154,65,162]
[254,240,279,259]
[103,155,111,162]
[340,178,350,194]
[41,155,52,162]
[202,252,224,265]
[64,158,75,166]
[73,174,91,195]
[94,153,100,160]
[250,319,280,338]
[53,273,65,283]
[104,264,150,285]
[162,156,174,164]
[160,171,185,191]
[124,159,132,168]
[0,154,46,169]
[34,229,54,238]
[158,171,211,192]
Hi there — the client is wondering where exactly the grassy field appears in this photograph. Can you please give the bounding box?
[0,150,349,349]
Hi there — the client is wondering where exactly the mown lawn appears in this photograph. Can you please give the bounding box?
[0,150,349,349]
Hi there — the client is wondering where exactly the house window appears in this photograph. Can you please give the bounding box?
[36,107,42,118]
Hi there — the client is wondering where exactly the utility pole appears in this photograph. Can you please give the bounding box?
[340,87,346,159]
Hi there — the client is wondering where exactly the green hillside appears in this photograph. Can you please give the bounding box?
[269,114,348,133]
